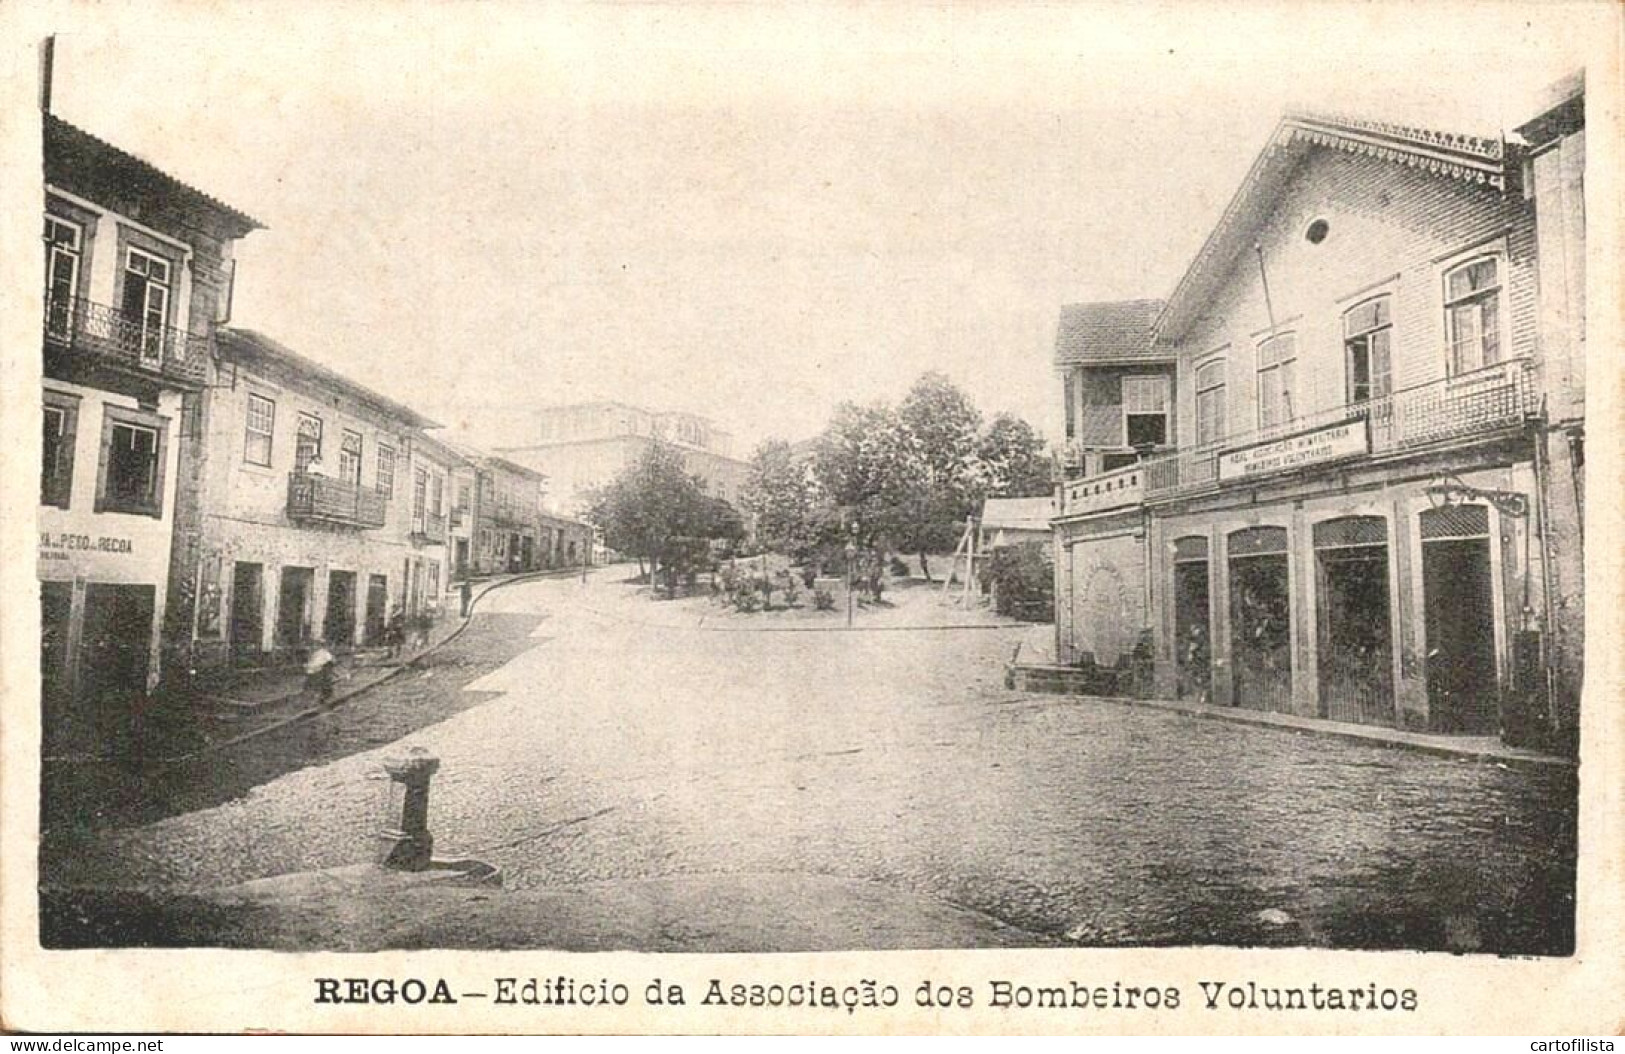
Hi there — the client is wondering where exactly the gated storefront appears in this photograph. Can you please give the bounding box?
[1226,526,1293,714]
[1313,516,1394,726]
[1171,536,1211,702]
[1147,461,1536,735]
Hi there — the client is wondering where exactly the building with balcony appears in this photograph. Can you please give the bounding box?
[1052,94,1585,749]
[1056,298,1175,479]
[470,454,547,576]
[491,401,749,518]
[168,328,444,670]
[40,114,262,757]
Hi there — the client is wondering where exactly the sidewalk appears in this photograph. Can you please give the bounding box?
[1009,662,1571,768]
[45,568,572,769]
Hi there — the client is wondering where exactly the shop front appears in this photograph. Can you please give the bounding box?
[1148,457,1540,735]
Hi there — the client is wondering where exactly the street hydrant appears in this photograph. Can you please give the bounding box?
[377,747,439,870]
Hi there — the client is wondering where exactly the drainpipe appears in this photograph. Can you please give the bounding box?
[1527,398,1561,737]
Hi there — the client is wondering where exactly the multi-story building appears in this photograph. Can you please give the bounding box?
[492,401,749,517]
[40,114,261,756]
[434,437,595,578]
[1056,298,1176,478]
[1052,93,1585,750]
[1514,72,1586,753]
[167,328,446,671]
[470,455,547,576]
[420,434,478,581]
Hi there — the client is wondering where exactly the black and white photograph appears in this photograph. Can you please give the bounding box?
[2,0,1618,1037]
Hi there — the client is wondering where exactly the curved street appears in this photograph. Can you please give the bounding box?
[44,569,1576,954]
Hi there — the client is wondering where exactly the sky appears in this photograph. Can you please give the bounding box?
[28,1,1601,454]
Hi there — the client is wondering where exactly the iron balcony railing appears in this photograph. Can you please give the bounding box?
[490,506,534,530]
[411,511,448,543]
[287,472,388,529]
[44,295,211,386]
[1065,358,1538,504]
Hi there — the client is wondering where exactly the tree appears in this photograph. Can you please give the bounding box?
[897,372,983,581]
[741,439,814,557]
[978,412,1054,498]
[585,441,740,595]
[809,401,926,560]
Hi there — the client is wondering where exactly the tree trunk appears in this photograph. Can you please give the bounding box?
[919,550,933,583]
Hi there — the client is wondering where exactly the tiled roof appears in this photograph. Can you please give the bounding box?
[980,496,1056,532]
[1053,299,1168,365]
[218,328,440,430]
[45,114,264,236]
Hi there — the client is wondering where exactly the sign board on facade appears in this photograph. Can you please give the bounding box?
[1217,419,1369,482]
[39,532,135,559]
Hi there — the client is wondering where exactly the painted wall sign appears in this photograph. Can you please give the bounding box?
[1218,419,1369,482]
[39,532,135,555]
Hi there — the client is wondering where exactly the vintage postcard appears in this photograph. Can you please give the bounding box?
[1,0,1620,1036]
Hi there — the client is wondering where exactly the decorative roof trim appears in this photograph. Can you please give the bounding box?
[1283,115,1507,190]
[1287,110,1504,162]
[1154,111,1515,343]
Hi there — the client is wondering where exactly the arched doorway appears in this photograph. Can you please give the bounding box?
[1172,536,1211,701]
[1314,516,1394,725]
[1420,504,1499,733]
[1228,526,1292,713]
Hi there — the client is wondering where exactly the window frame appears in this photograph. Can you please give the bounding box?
[94,403,169,518]
[244,392,276,467]
[44,214,83,337]
[1441,252,1507,375]
[294,412,324,474]
[1343,295,1394,406]
[339,429,364,486]
[1194,355,1228,447]
[122,245,175,366]
[376,444,396,498]
[1255,332,1298,431]
[412,466,429,529]
[42,389,81,508]
[1121,374,1171,450]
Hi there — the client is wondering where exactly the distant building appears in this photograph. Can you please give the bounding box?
[1051,92,1585,750]
[39,114,261,756]
[470,454,546,576]
[493,402,749,516]
[978,496,1056,550]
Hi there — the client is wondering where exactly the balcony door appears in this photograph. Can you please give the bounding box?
[44,215,81,337]
[122,248,172,367]
[295,414,323,474]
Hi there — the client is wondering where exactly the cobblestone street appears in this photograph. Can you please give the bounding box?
[43,571,1577,954]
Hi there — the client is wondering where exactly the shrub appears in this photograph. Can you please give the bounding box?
[888,555,910,577]
[980,541,1054,622]
[781,573,802,608]
[734,590,761,613]
[813,587,836,611]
